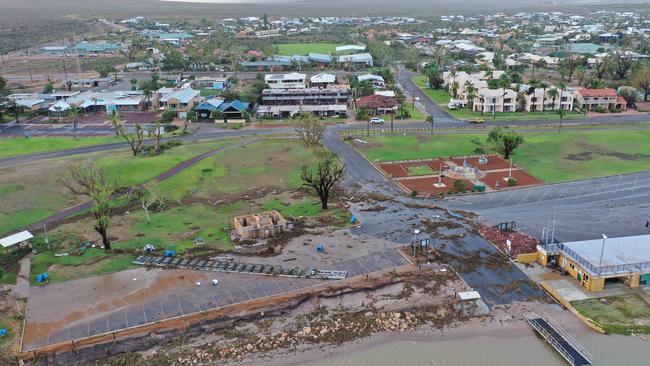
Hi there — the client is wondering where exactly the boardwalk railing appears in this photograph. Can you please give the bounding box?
[526,312,592,366]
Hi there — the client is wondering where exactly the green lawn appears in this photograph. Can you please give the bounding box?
[572,294,650,334]
[200,88,220,97]
[159,139,321,200]
[411,75,584,121]
[0,140,237,237]
[0,136,123,159]
[357,130,650,183]
[406,165,437,176]
[29,247,137,285]
[275,43,343,56]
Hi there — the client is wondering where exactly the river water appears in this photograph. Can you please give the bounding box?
[302,331,649,366]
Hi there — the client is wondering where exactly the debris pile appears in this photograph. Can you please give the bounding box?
[478,224,538,257]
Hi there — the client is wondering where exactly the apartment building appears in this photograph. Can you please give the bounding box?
[473,88,518,113]
[576,88,626,111]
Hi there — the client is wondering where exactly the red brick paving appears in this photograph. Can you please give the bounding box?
[399,176,473,195]
[377,159,443,178]
[450,155,511,171]
[482,170,543,190]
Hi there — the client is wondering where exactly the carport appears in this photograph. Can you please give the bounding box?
[0,230,33,254]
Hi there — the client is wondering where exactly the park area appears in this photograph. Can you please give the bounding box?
[0,137,350,286]
[410,75,584,121]
[375,155,541,196]
[571,294,650,334]
[355,129,650,184]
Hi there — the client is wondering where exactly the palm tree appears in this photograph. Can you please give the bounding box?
[557,81,567,112]
[547,88,560,111]
[451,81,460,99]
[91,97,99,113]
[143,87,153,110]
[466,84,477,111]
[498,73,511,113]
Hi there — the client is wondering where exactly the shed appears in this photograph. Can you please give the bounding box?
[0,230,33,253]
[456,290,481,301]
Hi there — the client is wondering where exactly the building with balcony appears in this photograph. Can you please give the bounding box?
[537,234,650,292]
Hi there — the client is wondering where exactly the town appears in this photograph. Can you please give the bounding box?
[1,4,650,366]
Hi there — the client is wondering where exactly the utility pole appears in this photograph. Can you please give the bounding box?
[62,57,68,80]
[367,117,370,138]
[430,115,434,135]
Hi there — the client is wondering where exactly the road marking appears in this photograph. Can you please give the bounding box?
[496,191,520,208]
[634,173,639,187]
[177,301,184,316]
[515,187,536,206]
[160,303,166,319]
[535,187,554,204]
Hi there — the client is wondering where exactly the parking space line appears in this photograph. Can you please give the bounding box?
[515,187,536,206]
[177,301,184,316]
[124,312,129,327]
[257,282,269,297]
[143,307,147,323]
[535,187,553,204]
[160,303,166,319]
[242,287,252,300]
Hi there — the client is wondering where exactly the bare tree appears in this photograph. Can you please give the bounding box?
[110,110,121,136]
[301,155,345,210]
[117,123,145,156]
[558,54,584,82]
[294,114,325,149]
[610,49,635,80]
[148,120,163,155]
[64,162,130,250]
[141,185,166,224]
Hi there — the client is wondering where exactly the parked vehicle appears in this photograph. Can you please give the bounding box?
[472,118,485,124]
[370,117,385,124]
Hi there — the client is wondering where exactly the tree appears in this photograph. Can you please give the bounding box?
[465,81,477,110]
[0,76,12,124]
[368,41,393,67]
[94,63,116,78]
[497,73,511,112]
[619,88,636,108]
[424,64,443,89]
[558,54,584,82]
[301,155,345,210]
[487,127,524,159]
[610,49,635,79]
[148,120,163,155]
[109,110,121,136]
[294,114,325,149]
[593,58,612,81]
[130,78,138,91]
[43,78,55,94]
[117,123,146,156]
[140,186,166,224]
[64,162,130,250]
[631,61,650,101]
[229,48,244,81]
[546,88,559,111]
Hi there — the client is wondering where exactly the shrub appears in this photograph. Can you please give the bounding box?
[596,105,607,113]
[454,179,467,192]
[437,192,445,199]
[507,177,518,186]
[410,190,418,197]
[161,110,177,123]
[355,107,370,121]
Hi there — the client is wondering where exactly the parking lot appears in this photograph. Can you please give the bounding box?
[445,171,650,241]
[22,248,409,352]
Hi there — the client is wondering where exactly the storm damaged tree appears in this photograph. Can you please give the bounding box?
[117,123,146,156]
[301,155,345,210]
[141,185,167,224]
[487,127,524,160]
[295,114,325,149]
[64,162,131,250]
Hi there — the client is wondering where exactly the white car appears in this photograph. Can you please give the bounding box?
[370,117,385,124]
[448,102,458,110]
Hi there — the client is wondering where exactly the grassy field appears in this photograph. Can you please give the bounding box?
[407,165,436,176]
[0,136,123,159]
[159,139,321,200]
[0,140,236,236]
[572,294,650,334]
[356,129,650,183]
[275,43,343,56]
[411,75,584,121]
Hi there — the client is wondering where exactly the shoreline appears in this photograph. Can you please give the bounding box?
[239,304,550,366]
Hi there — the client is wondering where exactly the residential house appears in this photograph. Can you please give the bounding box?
[218,100,250,120]
[576,88,626,111]
[338,53,374,68]
[66,91,147,113]
[356,94,398,115]
[264,73,307,89]
[159,88,202,118]
[358,74,385,88]
[194,98,225,119]
[73,42,123,55]
[310,73,336,88]
[193,76,230,91]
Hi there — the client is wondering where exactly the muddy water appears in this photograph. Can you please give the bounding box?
[302,332,649,366]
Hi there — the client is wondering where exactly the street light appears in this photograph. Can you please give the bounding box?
[599,234,608,270]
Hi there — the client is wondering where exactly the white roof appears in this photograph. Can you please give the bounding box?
[374,90,396,97]
[0,230,33,248]
[563,234,650,268]
[310,72,336,83]
[264,73,306,82]
[358,74,384,83]
[336,44,366,53]
[48,100,71,112]
[457,291,481,300]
